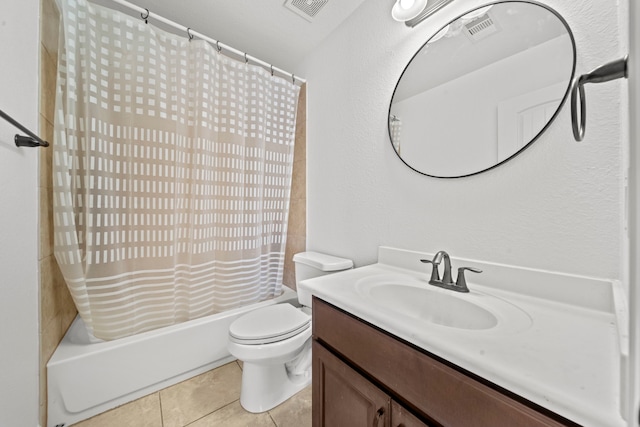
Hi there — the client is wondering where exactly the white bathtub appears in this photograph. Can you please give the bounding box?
[47,286,298,427]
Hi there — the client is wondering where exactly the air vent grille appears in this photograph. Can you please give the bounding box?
[284,0,329,22]
[464,14,499,42]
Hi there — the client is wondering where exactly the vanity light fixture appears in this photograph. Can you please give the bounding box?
[393,0,455,28]
[391,0,429,22]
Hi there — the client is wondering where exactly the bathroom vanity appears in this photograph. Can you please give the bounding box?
[313,297,574,426]
[300,247,627,427]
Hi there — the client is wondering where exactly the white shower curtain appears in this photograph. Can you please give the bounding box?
[53,0,300,340]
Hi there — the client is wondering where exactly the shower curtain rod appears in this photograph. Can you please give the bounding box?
[0,108,49,148]
[109,0,306,85]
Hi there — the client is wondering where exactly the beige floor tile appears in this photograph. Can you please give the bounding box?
[73,393,162,427]
[268,386,312,427]
[187,400,276,427]
[160,362,242,427]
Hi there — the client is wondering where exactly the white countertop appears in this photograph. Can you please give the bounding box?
[299,247,627,427]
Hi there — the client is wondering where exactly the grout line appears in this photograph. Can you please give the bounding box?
[182,399,240,427]
[216,398,240,412]
[267,411,278,427]
[158,391,165,427]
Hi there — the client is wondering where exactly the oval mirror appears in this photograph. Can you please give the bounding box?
[388,1,576,178]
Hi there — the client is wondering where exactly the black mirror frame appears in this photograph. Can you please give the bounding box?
[388,0,577,179]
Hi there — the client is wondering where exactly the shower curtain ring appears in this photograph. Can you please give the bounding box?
[270,65,274,76]
[244,53,248,64]
[216,41,222,53]
[187,28,194,41]
[141,8,149,24]
[292,74,295,84]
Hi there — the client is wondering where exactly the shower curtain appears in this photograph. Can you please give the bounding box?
[53,0,300,340]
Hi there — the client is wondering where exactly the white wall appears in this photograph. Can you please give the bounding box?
[0,0,41,425]
[627,0,639,422]
[297,0,626,280]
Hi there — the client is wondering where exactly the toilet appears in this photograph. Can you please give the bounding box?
[227,251,353,413]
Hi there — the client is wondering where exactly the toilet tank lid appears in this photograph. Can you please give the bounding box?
[292,252,353,271]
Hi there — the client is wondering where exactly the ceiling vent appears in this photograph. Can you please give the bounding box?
[463,13,499,42]
[283,0,329,22]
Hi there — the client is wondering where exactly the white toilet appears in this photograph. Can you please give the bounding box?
[227,251,353,413]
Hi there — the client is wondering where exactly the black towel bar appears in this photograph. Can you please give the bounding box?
[0,108,49,147]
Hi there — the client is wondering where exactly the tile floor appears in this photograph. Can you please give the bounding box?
[74,361,312,427]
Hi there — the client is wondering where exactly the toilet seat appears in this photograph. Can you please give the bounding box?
[229,303,311,345]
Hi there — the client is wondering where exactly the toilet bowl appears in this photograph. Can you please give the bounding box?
[227,252,353,413]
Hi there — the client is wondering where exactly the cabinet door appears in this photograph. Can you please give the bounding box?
[313,341,390,427]
[391,400,432,427]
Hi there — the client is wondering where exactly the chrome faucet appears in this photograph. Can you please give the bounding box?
[420,250,482,293]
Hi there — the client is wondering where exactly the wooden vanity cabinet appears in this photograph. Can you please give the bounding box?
[313,341,431,427]
[312,297,578,427]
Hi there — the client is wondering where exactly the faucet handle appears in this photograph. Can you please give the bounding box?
[455,267,482,292]
[420,259,440,283]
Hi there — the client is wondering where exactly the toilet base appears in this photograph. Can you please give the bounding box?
[239,358,311,413]
[227,304,315,413]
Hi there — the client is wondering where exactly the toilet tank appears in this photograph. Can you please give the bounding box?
[293,252,353,307]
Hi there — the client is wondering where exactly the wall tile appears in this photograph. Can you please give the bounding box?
[283,254,296,289]
[39,43,57,124]
[54,260,76,326]
[293,85,306,164]
[283,86,306,288]
[287,199,306,238]
[38,361,47,413]
[39,116,54,189]
[284,235,305,289]
[41,0,60,60]
[59,290,77,332]
[40,256,56,326]
[41,312,62,365]
[39,181,53,260]
[39,1,62,425]
[40,255,75,333]
[290,168,306,203]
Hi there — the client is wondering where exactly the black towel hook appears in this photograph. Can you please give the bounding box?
[571,56,628,141]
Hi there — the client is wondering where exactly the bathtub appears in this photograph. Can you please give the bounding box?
[47,285,298,427]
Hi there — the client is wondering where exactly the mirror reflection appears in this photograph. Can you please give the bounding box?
[389,1,576,178]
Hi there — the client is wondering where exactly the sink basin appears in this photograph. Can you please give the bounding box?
[367,283,497,329]
[356,274,531,333]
